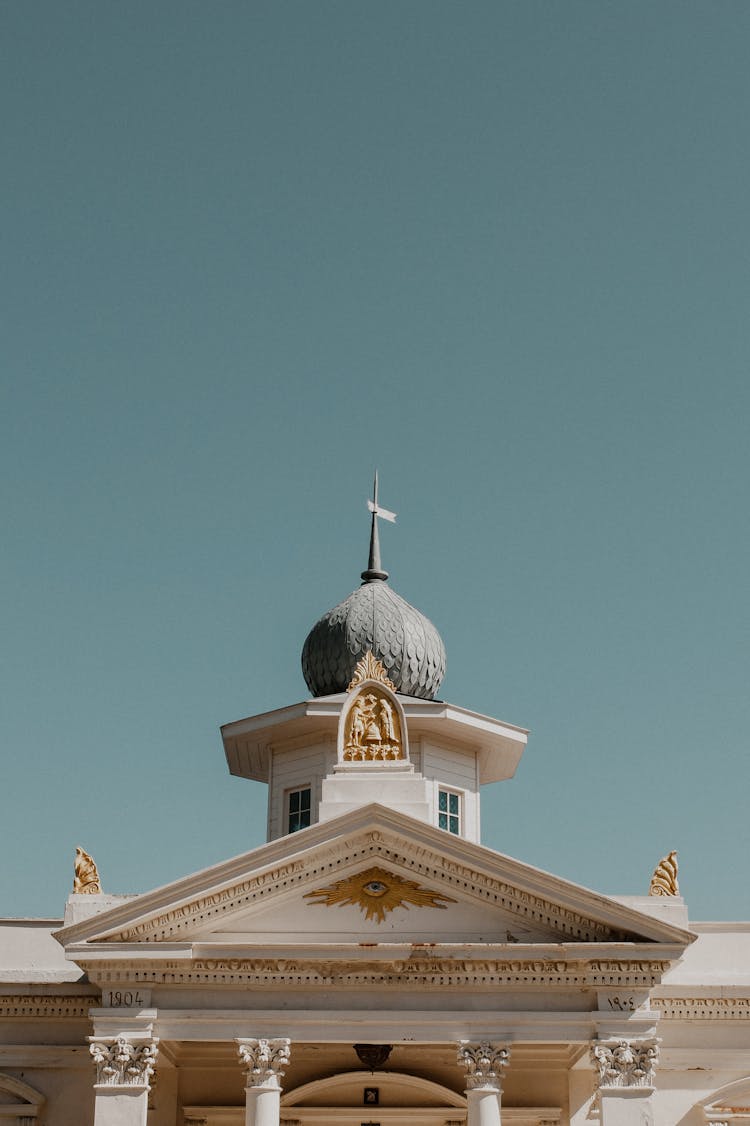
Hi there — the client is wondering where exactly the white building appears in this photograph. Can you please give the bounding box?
[1,508,748,1126]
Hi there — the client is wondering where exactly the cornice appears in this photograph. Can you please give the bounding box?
[55,809,695,949]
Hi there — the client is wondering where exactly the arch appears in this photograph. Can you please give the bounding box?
[282,1069,465,1109]
[0,1073,46,1106]
[699,1075,750,1118]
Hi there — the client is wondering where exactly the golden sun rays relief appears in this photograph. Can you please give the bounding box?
[303,865,456,923]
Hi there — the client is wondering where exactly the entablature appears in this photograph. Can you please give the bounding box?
[65,943,683,1008]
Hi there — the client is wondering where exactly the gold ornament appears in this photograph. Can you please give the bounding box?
[649,850,679,896]
[347,650,396,692]
[304,865,455,923]
[343,685,403,761]
[73,846,102,895]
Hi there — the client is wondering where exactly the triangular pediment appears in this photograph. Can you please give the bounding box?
[56,806,694,955]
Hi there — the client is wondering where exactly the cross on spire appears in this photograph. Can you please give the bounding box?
[361,471,396,583]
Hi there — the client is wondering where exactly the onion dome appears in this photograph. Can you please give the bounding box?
[301,476,446,700]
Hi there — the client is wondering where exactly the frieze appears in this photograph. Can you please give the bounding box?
[90,957,670,991]
[103,831,635,944]
[653,997,750,1019]
[585,961,670,987]
[0,994,98,1019]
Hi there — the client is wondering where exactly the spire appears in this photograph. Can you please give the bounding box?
[361,470,395,583]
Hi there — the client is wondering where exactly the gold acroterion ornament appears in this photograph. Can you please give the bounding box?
[347,650,396,693]
[304,865,455,923]
[73,846,102,895]
[649,850,679,897]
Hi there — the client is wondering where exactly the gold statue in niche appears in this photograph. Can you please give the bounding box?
[344,685,403,761]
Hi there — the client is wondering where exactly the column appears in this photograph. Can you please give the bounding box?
[89,1034,159,1126]
[457,1042,510,1126]
[236,1038,291,1126]
[591,1038,659,1126]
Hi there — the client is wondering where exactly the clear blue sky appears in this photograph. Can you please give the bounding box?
[2,2,748,920]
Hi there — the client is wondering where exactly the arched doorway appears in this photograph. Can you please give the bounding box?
[280,1069,466,1125]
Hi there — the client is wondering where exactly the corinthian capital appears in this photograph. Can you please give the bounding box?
[457,1041,510,1090]
[236,1038,291,1089]
[89,1035,159,1088]
[591,1038,659,1089]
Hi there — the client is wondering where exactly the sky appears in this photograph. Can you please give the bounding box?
[2,2,749,922]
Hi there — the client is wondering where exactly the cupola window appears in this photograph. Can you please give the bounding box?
[438,788,461,835]
[288,787,311,833]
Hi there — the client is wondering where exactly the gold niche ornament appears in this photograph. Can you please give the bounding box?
[73,846,102,895]
[649,850,679,897]
[304,865,456,923]
[343,685,403,761]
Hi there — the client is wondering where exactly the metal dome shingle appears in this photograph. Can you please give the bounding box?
[301,579,446,700]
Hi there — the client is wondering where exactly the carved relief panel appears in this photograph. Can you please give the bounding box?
[338,652,409,764]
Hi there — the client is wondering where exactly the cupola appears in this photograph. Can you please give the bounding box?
[301,474,446,699]
[222,476,527,844]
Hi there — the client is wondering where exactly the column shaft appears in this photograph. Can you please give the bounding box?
[93,1090,149,1126]
[599,1089,654,1126]
[245,1085,281,1126]
[466,1086,502,1126]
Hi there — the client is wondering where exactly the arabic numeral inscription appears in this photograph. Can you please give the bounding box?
[608,995,636,1011]
[103,989,150,1008]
